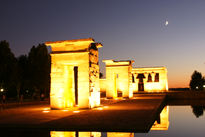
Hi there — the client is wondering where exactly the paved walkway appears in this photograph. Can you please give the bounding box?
[0,100,49,109]
[0,95,166,133]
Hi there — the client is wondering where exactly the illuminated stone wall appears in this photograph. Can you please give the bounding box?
[99,78,106,92]
[46,38,102,109]
[103,60,134,98]
[89,43,101,108]
[99,62,168,96]
[132,67,168,92]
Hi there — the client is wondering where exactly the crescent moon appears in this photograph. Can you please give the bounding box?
[165,21,169,26]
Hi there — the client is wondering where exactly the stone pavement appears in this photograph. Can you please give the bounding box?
[0,100,49,109]
[0,95,166,133]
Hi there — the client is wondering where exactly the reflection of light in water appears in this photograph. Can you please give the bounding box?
[50,131,134,137]
[50,131,75,137]
[151,106,169,130]
[50,131,101,137]
[107,132,134,137]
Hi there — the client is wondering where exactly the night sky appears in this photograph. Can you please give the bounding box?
[1,0,205,88]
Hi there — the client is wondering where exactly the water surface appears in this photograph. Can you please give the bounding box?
[2,106,205,137]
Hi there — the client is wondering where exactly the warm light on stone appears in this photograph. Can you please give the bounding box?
[46,38,102,109]
[100,60,168,98]
[132,67,168,92]
[102,60,134,99]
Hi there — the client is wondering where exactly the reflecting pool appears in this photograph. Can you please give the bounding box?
[50,106,205,137]
[136,105,205,137]
[2,105,205,137]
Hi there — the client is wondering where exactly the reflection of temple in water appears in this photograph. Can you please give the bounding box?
[151,106,169,130]
[50,131,101,137]
[107,132,134,137]
[50,131,134,137]
[50,108,169,137]
[50,107,169,137]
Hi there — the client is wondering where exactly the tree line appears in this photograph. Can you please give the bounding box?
[190,70,205,91]
[0,40,50,100]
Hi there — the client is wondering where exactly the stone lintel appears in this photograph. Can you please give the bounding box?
[132,67,167,72]
[103,60,134,66]
[45,38,103,52]
[50,50,89,54]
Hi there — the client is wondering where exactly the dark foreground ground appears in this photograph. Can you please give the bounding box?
[0,95,166,133]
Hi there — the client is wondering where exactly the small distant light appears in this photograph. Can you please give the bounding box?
[42,110,50,113]
[0,88,4,92]
[203,85,205,88]
[196,86,199,89]
[73,111,80,113]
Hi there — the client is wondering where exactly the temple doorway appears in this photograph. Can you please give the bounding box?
[74,66,78,105]
[137,73,145,91]
[113,74,118,98]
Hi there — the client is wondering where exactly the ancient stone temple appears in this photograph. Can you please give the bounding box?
[45,38,102,109]
[102,60,134,98]
[100,60,168,98]
[132,67,168,92]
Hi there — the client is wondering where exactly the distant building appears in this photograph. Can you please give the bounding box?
[132,66,168,93]
[100,60,168,98]
[101,60,134,98]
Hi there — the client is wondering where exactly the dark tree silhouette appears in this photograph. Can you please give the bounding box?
[191,106,204,118]
[0,40,17,97]
[28,44,50,99]
[189,71,204,91]
[16,55,29,100]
